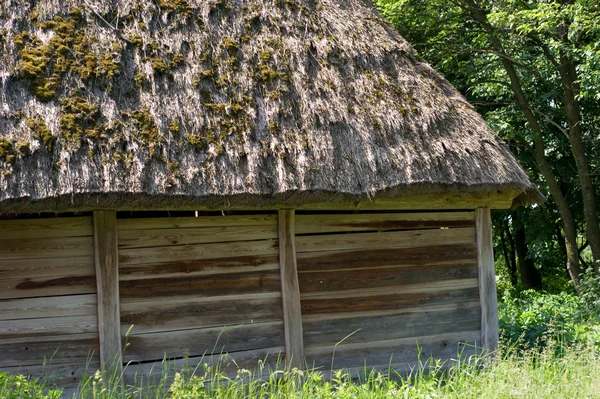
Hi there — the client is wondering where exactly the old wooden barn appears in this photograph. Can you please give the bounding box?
[0,0,542,389]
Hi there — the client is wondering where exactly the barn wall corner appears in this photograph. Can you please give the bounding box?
[475,208,499,354]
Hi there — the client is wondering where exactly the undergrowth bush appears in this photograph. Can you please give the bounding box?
[4,289,600,398]
[2,343,600,399]
[0,373,62,399]
[498,282,600,350]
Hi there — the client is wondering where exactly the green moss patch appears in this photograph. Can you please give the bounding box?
[15,8,122,101]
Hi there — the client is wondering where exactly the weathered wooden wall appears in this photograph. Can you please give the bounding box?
[116,214,286,379]
[0,217,99,388]
[0,209,496,387]
[295,212,482,372]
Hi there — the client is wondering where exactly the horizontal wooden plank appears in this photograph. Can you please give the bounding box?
[318,348,479,380]
[123,346,285,384]
[121,293,284,334]
[119,255,280,281]
[305,331,481,371]
[119,239,278,266]
[123,321,285,363]
[120,270,281,302]
[301,286,479,316]
[0,333,99,367]
[296,244,476,273]
[301,279,479,301]
[295,212,475,235]
[302,303,481,347]
[118,225,278,249]
[0,236,93,260]
[117,215,277,231]
[0,256,95,280]
[0,275,97,300]
[0,315,98,342]
[298,263,478,294]
[0,294,97,321]
[0,217,93,240]
[295,228,475,253]
[1,361,101,389]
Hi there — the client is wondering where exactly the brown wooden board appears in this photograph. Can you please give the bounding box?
[295,228,475,253]
[295,212,475,235]
[118,225,278,249]
[298,263,478,294]
[119,269,281,302]
[0,294,97,321]
[122,346,285,386]
[296,244,476,273]
[301,286,479,316]
[0,256,95,281]
[121,293,284,335]
[117,215,277,231]
[302,303,481,347]
[0,236,94,260]
[305,331,481,372]
[119,239,278,266]
[0,315,97,341]
[0,274,97,300]
[119,255,280,281]
[301,279,479,301]
[0,333,99,367]
[0,217,93,240]
[1,361,100,389]
[123,321,285,363]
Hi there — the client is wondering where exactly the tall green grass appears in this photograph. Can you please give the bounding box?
[3,341,599,399]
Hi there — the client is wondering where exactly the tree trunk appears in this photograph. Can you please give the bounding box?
[501,217,518,286]
[463,0,582,286]
[512,212,542,289]
[557,52,600,274]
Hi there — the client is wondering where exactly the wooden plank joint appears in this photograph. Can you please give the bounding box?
[277,209,304,368]
[93,211,123,376]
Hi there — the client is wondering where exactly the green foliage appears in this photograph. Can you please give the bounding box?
[377,0,600,290]
[0,373,62,399]
[498,289,600,350]
[3,343,600,399]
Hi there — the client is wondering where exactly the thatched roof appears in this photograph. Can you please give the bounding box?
[0,0,541,212]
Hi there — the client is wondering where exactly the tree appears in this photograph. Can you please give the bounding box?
[377,0,600,286]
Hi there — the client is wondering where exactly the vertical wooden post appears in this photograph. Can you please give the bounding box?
[278,209,304,368]
[475,208,499,354]
[93,211,123,375]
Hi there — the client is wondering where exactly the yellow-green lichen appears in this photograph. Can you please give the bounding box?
[16,141,31,156]
[16,8,121,101]
[158,0,192,17]
[168,121,180,134]
[222,37,239,53]
[0,139,12,160]
[27,116,56,151]
[59,96,101,144]
[129,109,164,157]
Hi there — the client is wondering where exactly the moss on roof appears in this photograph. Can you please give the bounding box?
[0,0,540,211]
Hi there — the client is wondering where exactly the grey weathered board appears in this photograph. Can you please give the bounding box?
[118,214,286,373]
[295,213,482,369]
[0,210,487,388]
[0,216,99,386]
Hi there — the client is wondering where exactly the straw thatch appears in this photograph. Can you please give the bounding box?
[0,0,541,212]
